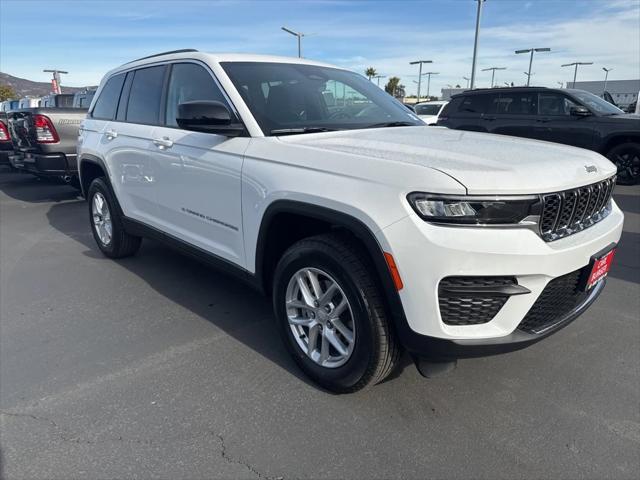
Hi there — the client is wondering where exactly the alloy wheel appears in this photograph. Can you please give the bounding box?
[91,192,113,245]
[285,268,356,368]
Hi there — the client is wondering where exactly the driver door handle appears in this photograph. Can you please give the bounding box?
[153,137,174,149]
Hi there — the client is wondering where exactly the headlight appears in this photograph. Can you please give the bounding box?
[407,193,541,225]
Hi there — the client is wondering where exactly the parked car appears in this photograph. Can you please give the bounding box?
[78,50,622,392]
[18,97,41,109]
[72,90,96,108]
[7,104,87,185]
[437,87,640,184]
[0,111,12,166]
[3,100,20,112]
[39,93,75,108]
[414,100,448,125]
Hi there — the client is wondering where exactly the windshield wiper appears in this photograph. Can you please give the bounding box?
[364,121,417,129]
[270,127,338,136]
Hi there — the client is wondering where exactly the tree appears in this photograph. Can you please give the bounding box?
[455,84,461,88]
[0,85,16,101]
[385,76,402,96]
[365,67,377,81]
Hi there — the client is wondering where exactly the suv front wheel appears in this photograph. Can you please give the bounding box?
[272,233,400,393]
[607,142,640,185]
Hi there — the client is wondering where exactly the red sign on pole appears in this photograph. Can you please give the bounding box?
[51,78,60,94]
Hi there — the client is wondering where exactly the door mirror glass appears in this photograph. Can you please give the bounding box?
[570,105,592,117]
[176,101,244,136]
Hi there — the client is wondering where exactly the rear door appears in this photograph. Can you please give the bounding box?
[490,91,538,139]
[103,66,165,225]
[446,93,493,132]
[150,61,249,266]
[533,92,595,149]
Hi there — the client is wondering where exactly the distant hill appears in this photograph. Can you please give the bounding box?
[0,72,94,98]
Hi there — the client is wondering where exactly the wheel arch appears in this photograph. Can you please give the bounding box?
[600,134,640,155]
[78,154,110,198]
[255,200,409,333]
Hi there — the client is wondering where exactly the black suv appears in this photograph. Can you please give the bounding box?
[438,87,640,184]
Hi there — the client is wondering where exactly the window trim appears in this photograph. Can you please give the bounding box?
[94,58,245,132]
[89,72,127,121]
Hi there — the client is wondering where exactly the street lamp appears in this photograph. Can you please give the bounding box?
[523,71,535,85]
[463,76,470,88]
[409,60,433,101]
[281,26,305,58]
[470,0,486,90]
[602,67,613,93]
[373,75,386,87]
[515,47,551,86]
[562,61,594,87]
[423,72,439,98]
[43,69,68,94]
[481,66,506,87]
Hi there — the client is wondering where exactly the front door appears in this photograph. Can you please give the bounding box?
[151,62,249,267]
[532,92,595,149]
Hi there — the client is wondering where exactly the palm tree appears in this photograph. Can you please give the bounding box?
[365,67,377,81]
[384,77,403,97]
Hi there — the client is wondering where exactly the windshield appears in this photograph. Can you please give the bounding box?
[569,89,625,115]
[414,104,442,116]
[221,62,423,135]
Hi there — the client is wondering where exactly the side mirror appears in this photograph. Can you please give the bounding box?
[570,105,591,117]
[176,101,245,136]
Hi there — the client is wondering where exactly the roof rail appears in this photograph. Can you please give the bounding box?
[123,49,199,65]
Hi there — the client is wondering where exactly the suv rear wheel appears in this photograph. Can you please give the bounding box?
[88,177,142,258]
[606,142,640,185]
[272,233,400,393]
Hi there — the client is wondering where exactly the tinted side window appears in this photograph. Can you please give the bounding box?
[440,97,462,116]
[165,63,231,127]
[92,73,126,120]
[458,94,491,114]
[538,93,576,116]
[495,92,536,115]
[126,66,165,125]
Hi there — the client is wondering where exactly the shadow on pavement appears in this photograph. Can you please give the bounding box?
[0,169,79,204]
[43,196,326,389]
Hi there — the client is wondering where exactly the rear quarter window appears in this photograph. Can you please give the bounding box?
[458,94,492,114]
[91,73,126,120]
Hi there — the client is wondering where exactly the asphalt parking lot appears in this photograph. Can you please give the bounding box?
[0,168,638,480]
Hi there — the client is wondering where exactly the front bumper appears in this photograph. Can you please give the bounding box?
[8,151,77,176]
[380,201,624,357]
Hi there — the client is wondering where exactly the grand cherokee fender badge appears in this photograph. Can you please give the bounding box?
[584,165,598,173]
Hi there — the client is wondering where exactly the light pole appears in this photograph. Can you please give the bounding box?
[409,60,433,101]
[481,66,506,87]
[523,71,534,85]
[470,0,486,90]
[557,81,564,88]
[281,26,305,58]
[43,69,68,94]
[515,47,550,86]
[373,75,386,87]
[602,67,613,93]
[463,76,470,88]
[562,61,593,87]
[423,72,439,98]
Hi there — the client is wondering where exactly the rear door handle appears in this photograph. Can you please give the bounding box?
[105,129,118,139]
[153,137,173,149]
[536,118,551,123]
[482,117,496,121]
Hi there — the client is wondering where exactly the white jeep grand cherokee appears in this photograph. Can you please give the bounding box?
[78,50,624,392]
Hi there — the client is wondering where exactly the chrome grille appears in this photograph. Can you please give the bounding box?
[539,177,616,242]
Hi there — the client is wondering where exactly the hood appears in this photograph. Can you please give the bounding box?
[598,113,640,122]
[278,126,617,194]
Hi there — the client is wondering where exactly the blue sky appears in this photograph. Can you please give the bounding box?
[1,0,639,95]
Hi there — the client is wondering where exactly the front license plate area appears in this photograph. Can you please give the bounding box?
[581,245,616,291]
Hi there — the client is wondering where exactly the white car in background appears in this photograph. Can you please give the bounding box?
[414,100,448,125]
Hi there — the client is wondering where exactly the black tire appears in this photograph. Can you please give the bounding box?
[606,142,640,185]
[87,177,142,258]
[272,233,401,393]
